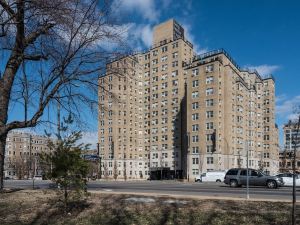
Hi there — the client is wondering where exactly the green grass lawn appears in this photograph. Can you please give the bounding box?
[0,190,297,225]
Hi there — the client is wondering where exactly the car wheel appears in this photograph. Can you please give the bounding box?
[267,180,277,189]
[230,179,238,188]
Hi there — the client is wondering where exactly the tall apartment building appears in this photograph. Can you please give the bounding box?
[279,122,300,172]
[98,19,279,180]
[4,131,50,179]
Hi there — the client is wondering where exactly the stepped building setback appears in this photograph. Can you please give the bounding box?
[98,19,279,180]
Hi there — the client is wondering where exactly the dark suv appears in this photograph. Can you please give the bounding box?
[224,168,284,188]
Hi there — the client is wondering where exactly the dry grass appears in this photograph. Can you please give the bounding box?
[0,189,297,225]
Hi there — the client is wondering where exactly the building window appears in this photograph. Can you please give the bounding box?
[172,61,178,67]
[206,99,214,107]
[192,91,199,98]
[207,157,214,164]
[192,124,199,132]
[192,80,199,87]
[192,158,199,165]
[206,111,214,118]
[206,122,214,130]
[206,76,214,84]
[192,135,199,143]
[172,52,178,59]
[161,55,168,62]
[192,69,199,76]
[206,145,213,153]
[192,146,199,153]
[192,102,199,110]
[206,88,214,96]
[172,70,178,77]
[192,169,199,175]
[162,46,168,52]
[192,113,199,121]
[206,64,214,72]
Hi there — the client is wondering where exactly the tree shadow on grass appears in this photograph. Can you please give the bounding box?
[0,188,23,194]
[28,198,91,225]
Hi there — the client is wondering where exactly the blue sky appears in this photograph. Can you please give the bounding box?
[114,0,300,146]
[7,0,300,147]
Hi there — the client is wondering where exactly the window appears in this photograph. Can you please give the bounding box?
[172,70,178,77]
[172,42,178,48]
[192,146,199,153]
[192,80,199,87]
[206,111,214,118]
[192,158,199,164]
[172,52,178,59]
[172,89,178,95]
[192,102,199,110]
[192,113,199,120]
[161,55,168,62]
[207,157,214,164]
[192,69,199,76]
[152,50,158,56]
[152,67,158,74]
[226,169,238,175]
[172,61,178,67]
[172,80,178,86]
[206,145,213,153]
[206,64,214,72]
[192,169,199,175]
[192,91,199,98]
[162,46,168,52]
[206,122,214,130]
[206,99,214,107]
[152,59,158,65]
[162,64,168,71]
[192,124,199,131]
[192,135,199,143]
[206,134,213,141]
[206,76,214,84]
[206,88,214,96]
[144,54,150,60]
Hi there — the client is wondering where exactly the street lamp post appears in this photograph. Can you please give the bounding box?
[246,140,249,200]
[291,116,300,225]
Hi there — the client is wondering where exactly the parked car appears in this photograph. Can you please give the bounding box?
[195,171,226,182]
[33,175,43,180]
[275,173,300,186]
[224,168,284,188]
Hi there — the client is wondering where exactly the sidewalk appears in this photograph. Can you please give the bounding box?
[89,190,300,203]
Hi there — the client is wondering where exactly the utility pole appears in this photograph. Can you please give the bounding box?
[291,116,300,225]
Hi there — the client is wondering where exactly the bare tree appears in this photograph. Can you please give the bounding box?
[103,162,108,179]
[113,159,117,180]
[0,0,129,189]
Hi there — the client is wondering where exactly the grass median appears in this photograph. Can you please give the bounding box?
[0,189,297,225]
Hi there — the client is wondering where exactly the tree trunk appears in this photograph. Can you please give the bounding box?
[64,186,68,213]
[0,133,7,190]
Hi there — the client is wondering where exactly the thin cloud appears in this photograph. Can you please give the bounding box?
[113,0,160,22]
[246,64,280,77]
[276,95,300,120]
[129,23,153,48]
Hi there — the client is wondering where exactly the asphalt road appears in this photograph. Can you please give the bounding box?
[4,180,300,201]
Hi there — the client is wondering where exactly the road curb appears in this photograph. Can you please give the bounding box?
[89,190,300,203]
